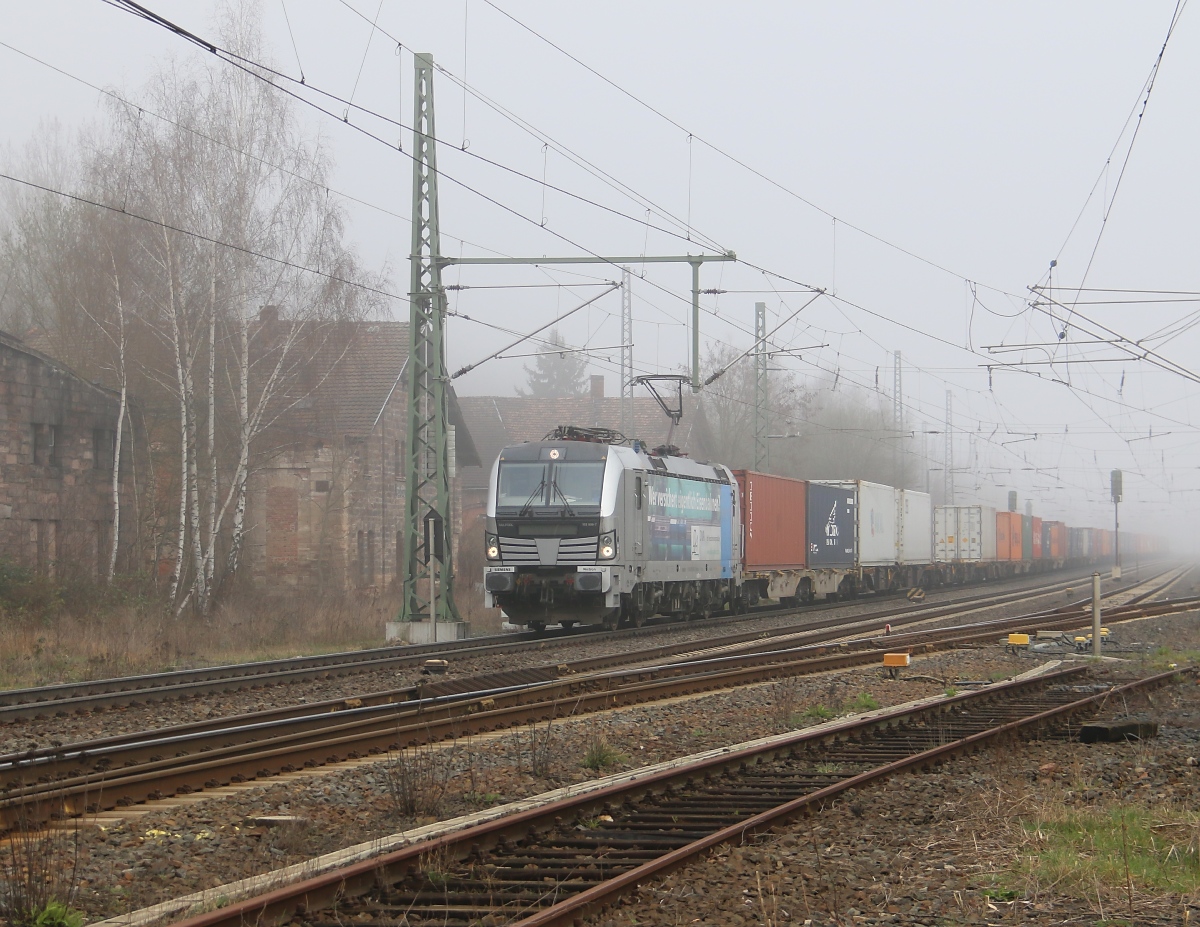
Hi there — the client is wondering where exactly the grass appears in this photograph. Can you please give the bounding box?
[944,685,959,697]
[1145,645,1200,671]
[26,901,84,927]
[1015,804,1200,899]
[802,704,834,721]
[0,796,84,927]
[582,734,627,771]
[0,583,394,689]
[845,692,880,713]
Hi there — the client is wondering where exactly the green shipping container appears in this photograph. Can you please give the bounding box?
[1021,515,1034,560]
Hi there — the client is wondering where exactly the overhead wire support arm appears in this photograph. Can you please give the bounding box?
[450,283,620,379]
[702,290,825,386]
[441,252,736,392]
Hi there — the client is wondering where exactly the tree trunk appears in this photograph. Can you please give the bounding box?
[204,258,218,602]
[108,262,128,583]
[164,234,189,608]
[225,301,251,579]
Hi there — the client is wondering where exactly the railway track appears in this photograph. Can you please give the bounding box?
[0,563,1167,725]
[2,568,1193,831]
[159,664,1190,927]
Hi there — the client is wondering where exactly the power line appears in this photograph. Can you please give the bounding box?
[99,0,736,302]
[330,0,727,255]
[83,0,1200,474]
[100,0,722,256]
[477,0,1023,299]
[0,169,406,303]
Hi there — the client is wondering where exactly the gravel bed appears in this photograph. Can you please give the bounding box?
[592,685,1200,926]
[0,567,1134,756]
[591,612,1200,927]
[0,605,1189,924]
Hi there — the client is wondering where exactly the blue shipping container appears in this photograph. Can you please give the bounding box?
[806,482,857,566]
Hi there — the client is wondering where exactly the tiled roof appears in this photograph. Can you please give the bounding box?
[0,328,121,401]
[456,394,706,488]
[268,320,480,468]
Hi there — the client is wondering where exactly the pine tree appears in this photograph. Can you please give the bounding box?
[517,328,589,398]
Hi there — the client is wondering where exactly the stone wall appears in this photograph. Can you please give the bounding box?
[245,387,409,593]
[0,335,130,578]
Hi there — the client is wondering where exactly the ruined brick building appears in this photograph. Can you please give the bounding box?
[243,320,479,592]
[0,329,132,577]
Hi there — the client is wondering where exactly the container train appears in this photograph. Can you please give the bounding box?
[482,430,1164,631]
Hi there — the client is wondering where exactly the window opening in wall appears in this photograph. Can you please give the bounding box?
[314,480,331,493]
[93,428,115,470]
[32,423,60,467]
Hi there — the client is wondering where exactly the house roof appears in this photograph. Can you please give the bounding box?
[280,320,480,468]
[0,328,122,402]
[456,394,705,489]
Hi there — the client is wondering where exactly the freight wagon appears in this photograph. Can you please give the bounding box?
[932,504,999,582]
[732,471,855,604]
[807,480,935,596]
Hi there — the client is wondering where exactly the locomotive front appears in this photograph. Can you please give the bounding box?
[483,439,624,630]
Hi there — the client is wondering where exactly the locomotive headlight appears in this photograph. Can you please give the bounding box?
[598,531,617,560]
[486,534,501,560]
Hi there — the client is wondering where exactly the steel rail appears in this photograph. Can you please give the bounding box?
[3,591,1194,832]
[0,564,1158,723]
[2,567,1179,775]
[158,665,1189,927]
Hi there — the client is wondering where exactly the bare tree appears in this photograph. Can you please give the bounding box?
[697,343,920,486]
[0,3,382,613]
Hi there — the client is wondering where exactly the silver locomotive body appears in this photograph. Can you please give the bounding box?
[483,438,743,630]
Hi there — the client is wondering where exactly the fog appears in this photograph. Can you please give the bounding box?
[2,1,1197,551]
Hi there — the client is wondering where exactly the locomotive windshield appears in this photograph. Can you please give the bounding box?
[497,460,605,510]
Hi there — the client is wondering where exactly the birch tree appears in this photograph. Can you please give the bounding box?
[0,2,381,613]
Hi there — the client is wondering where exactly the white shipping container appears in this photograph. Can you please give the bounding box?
[816,480,897,565]
[898,490,933,563]
[934,506,956,562]
[934,505,997,562]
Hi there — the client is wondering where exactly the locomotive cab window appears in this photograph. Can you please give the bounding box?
[497,462,548,508]
[497,460,605,509]
[635,476,643,510]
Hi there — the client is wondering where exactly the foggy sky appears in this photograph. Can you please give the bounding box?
[2,1,1197,546]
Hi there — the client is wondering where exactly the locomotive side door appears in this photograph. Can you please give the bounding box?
[623,470,645,562]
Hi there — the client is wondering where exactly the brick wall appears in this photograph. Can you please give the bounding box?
[0,334,131,578]
[244,383,468,594]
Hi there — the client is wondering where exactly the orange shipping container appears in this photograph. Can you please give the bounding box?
[732,470,809,571]
[1049,522,1067,560]
[1031,517,1043,559]
[996,510,1022,561]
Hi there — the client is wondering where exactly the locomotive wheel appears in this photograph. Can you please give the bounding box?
[601,612,619,631]
[561,620,577,630]
[530,621,546,634]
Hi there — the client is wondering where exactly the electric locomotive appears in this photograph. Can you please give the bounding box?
[483,429,743,631]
